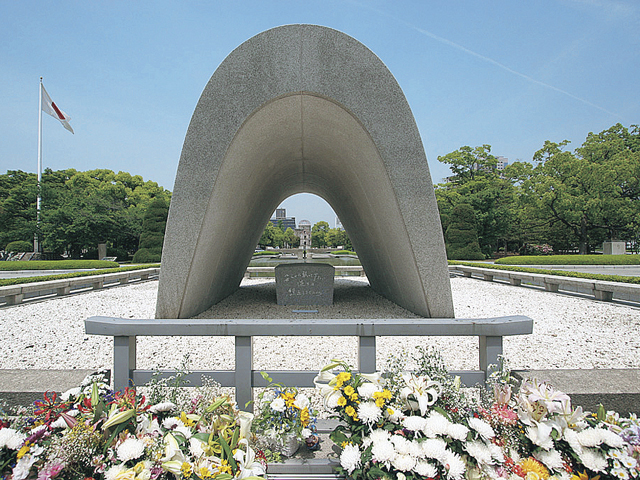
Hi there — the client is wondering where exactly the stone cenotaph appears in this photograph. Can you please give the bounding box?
[155,24,454,319]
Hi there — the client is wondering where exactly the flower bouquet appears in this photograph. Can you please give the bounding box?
[251,373,319,460]
[0,371,267,479]
[315,355,640,480]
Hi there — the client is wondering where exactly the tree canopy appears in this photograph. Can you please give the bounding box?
[0,168,171,258]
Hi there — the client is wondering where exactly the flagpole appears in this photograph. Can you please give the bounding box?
[35,77,43,253]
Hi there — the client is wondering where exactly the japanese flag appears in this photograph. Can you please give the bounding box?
[41,84,74,134]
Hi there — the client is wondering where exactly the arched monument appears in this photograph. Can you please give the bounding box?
[156,24,454,319]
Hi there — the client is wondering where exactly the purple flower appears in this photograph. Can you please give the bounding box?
[620,425,640,445]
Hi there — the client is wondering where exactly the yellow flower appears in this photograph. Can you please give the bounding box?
[16,442,31,460]
[350,393,359,402]
[300,408,310,426]
[336,372,351,387]
[337,396,347,407]
[283,392,296,408]
[345,406,356,417]
[387,407,395,416]
[519,458,550,480]
[344,385,355,397]
[181,462,193,477]
[180,411,196,427]
[572,472,600,480]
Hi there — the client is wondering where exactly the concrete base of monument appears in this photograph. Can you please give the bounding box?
[0,369,107,411]
[275,263,335,306]
[513,368,640,416]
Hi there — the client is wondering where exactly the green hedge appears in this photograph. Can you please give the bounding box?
[5,240,33,253]
[0,265,160,287]
[495,255,640,265]
[252,250,280,256]
[331,250,357,256]
[449,260,640,285]
[0,260,120,271]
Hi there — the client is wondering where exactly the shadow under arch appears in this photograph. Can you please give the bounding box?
[156,24,453,319]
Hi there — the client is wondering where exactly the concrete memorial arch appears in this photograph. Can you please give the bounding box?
[156,24,454,319]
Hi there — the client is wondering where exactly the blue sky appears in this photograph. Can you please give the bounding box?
[2,1,638,227]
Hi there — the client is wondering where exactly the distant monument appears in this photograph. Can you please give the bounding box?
[156,24,454,319]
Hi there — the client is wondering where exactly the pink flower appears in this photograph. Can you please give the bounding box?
[36,463,64,480]
[491,404,518,425]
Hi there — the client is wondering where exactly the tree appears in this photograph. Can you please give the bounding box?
[284,227,299,248]
[523,124,640,254]
[311,221,330,248]
[133,196,169,263]
[436,145,518,256]
[445,204,484,260]
[0,170,38,249]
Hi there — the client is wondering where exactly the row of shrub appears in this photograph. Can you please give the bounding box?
[449,260,640,285]
[0,260,120,271]
[495,254,640,265]
[0,264,160,287]
[331,250,357,256]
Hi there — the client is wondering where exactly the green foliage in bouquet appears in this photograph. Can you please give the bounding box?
[0,371,267,479]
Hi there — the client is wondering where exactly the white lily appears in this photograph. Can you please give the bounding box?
[238,410,254,440]
[360,371,384,385]
[160,432,186,464]
[399,373,441,415]
[234,439,267,478]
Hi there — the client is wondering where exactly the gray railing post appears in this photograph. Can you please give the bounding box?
[113,336,136,391]
[359,336,376,373]
[235,336,253,409]
[478,335,502,383]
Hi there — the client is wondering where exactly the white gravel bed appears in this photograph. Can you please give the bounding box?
[1,277,639,374]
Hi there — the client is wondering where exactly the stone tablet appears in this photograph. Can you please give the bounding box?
[275,263,334,306]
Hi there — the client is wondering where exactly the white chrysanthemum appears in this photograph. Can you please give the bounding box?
[12,454,38,480]
[578,447,608,472]
[174,424,192,439]
[105,464,128,480]
[598,428,623,448]
[60,386,81,401]
[117,437,145,462]
[371,439,397,464]
[489,442,505,463]
[534,448,564,471]
[576,428,603,447]
[189,437,206,457]
[340,443,362,474]
[468,417,495,440]
[357,383,381,400]
[162,417,179,430]
[403,415,428,433]
[415,460,439,477]
[0,428,26,450]
[294,394,310,410]
[393,453,417,472]
[391,435,413,456]
[423,412,451,437]
[386,404,406,423]
[563,428,582,455]
[465,440,493,465]
[447,423,470,441]
[358,401,382,426]
[149,401,176,414]
[363,429,390,448]
[526,424,554,450]
[270,397,286,412]
[445,450,466,479]
[421,438,448,463]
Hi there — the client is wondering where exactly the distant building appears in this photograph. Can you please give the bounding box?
[269,208,296,231]
[495,156,509,171]
[296,220,312,248]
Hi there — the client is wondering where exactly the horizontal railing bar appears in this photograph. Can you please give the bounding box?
[86,315,533,337]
